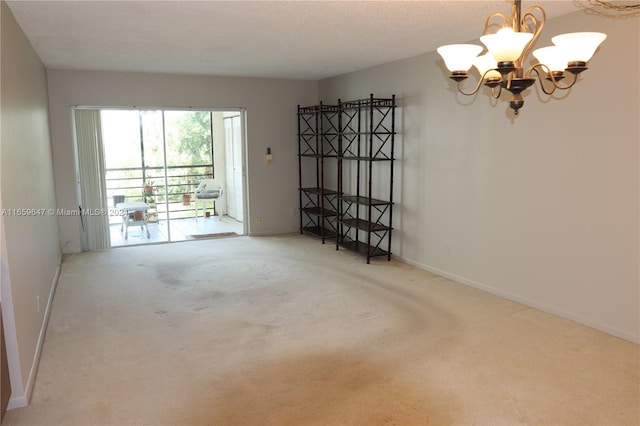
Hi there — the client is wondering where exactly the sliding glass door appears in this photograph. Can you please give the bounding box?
[92,108,245,247]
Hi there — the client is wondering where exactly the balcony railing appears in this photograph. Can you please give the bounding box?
[105,164,213,224]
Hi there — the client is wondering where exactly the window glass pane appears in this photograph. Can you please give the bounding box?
[164,111,213,210]
[102,110,144,212]
[164,111,213,167]
[102,110,142,169]
[141,110,164,170]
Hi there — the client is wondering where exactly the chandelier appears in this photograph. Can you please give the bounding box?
[437,0,607,115]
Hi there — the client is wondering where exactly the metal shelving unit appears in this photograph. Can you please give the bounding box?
[298,94,396,262]
[337,94,396,263]
[297,102,340,243]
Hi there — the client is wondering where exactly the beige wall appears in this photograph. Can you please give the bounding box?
[47,70,317,252]
[319,12,639,342]
[1,1,62,407]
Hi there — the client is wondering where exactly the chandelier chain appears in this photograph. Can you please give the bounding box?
[589,0,640,11]
[575,0,640,18]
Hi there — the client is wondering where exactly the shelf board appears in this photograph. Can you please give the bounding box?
[300,187,338,196]
[302,226,337,240]
[301,207,337,217]
[339,239,390,258]
[338,218,391,232]
[339,195,392,206]
[340,132,395,136]
[299,153,339,158]
[339,156,393,161]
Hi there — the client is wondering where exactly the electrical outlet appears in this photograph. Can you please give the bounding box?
[256,216,262,224]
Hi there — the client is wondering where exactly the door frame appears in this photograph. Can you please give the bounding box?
[223,113,245,223]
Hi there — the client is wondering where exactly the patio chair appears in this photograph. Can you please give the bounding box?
[194,179,223,219]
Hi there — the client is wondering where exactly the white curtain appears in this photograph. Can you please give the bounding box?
[73,109,110,251]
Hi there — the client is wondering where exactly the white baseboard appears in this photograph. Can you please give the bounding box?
[249,230,294,237]
[396,255,640,344]
[7,262,61,410]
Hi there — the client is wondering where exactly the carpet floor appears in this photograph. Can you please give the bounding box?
[3,234,639,425]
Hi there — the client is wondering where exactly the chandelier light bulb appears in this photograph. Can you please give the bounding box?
[532,46,570,72]
[437,44,483,73]
[473,53,501,80]
[480,27,534,62]
[551,32,607,62]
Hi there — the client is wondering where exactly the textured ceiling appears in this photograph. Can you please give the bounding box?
[6,1,582,80]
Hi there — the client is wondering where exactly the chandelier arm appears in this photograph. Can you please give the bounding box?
[484,12,510,34]
[528,65,579,95]
[456,77,485,97]
[521,5,545,33]
[456,70,503,96]
[490,85,502,99]
[516,6,546,72]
